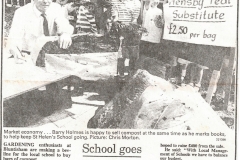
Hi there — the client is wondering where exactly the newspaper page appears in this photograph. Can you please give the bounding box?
[1,0,238,160]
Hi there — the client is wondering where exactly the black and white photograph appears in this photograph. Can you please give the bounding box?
[1,0,238,159]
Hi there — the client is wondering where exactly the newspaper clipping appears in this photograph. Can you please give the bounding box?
[2,0,237,160]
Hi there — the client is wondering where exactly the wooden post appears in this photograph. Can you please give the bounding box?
[223,48,236,110]
[205,70,220,104]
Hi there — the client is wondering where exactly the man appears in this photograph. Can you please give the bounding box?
[140,0,163,58]
[7,0,74,111]
[8,0,74,66]
[109,0,141,76]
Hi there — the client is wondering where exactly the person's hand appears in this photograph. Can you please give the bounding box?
[10,47,27,64]
[59,33,72,49]
[68,2,78,13]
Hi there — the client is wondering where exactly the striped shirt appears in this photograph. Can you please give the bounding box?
[76,5,97,33]
[110,0,141,24]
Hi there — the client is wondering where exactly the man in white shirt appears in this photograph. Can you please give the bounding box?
[140,0,163,58]
[8,0,74,66]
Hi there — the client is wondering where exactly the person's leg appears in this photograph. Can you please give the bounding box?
[137,40,149,69]
[140,42,158,70]
[129,45,139,72]
[117,57,126,77]
[139,40,149,57]
[142,41,159,58]
[123,46,130,75]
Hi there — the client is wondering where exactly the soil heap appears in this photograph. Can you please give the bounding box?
[88,70,229,131]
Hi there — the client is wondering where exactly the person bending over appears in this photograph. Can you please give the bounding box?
[8,0,74,66]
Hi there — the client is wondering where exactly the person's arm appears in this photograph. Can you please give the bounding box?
[66,2,77,13]
[54,5,74,49]
[111,6,119,22]
[131,0,141,24]
[8,9,26,63]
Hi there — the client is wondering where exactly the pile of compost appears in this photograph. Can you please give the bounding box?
[88,70,230,131]
[40,35,116,55]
